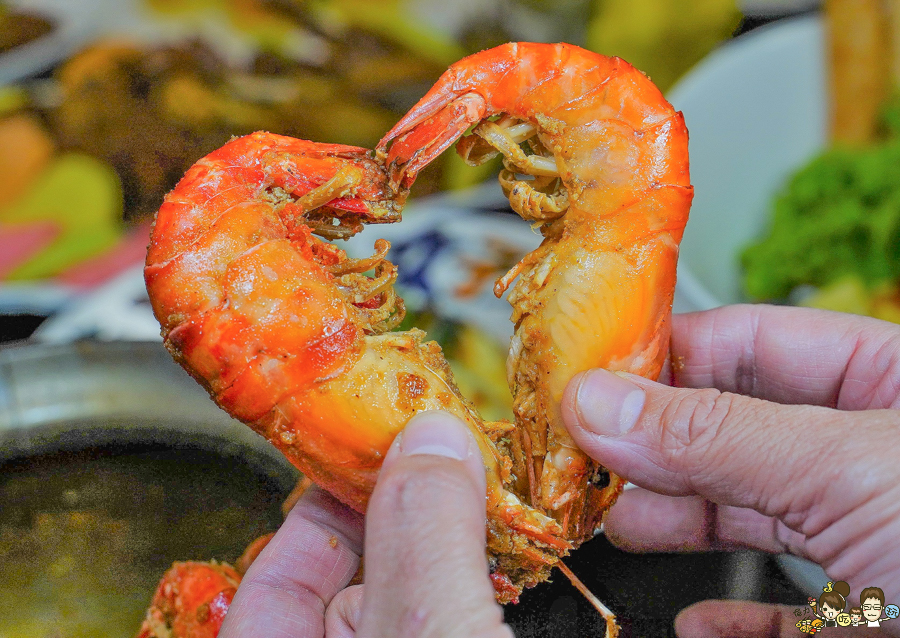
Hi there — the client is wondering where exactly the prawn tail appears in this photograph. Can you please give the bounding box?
[487,492,573,602]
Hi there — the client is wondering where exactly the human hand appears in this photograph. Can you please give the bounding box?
[561,304,900,637]
[220,411,511,638]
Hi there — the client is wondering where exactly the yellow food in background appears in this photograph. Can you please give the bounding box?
[826,0,894,144]
[0,86,28,117]
[802,275,900,324]
[307,0,465,66]
[587,0,741,91]
[447,325,514,423]
[147,0,321,60]
[443,149,501,192]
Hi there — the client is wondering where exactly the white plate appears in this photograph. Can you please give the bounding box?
[668,14,827,310]
[667,14,830,596]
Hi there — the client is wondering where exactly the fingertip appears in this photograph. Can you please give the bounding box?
[362,415,504,637]
[370,413,492,554]
[675,600,800,638]
[603,489,712,553]
[402,410,473,460]
[562,369,646,438]
[562,369,668,488]
[561,371,587,434]
[383,410,487,500]
[325,585,364,638]
[673,601,717,638]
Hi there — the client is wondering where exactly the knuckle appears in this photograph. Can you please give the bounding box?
[656,388,740,470]
[369,459,485,580]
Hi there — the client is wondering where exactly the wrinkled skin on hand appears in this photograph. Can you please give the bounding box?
[219,305,900,638]
[562,305,900,638]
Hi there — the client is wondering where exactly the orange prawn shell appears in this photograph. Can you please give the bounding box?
[145,133,506,514]
[378,42,692,518]
[384,43,692,211]
[136,561,240,638]
[249,337,508,512]
[145,134,389,509]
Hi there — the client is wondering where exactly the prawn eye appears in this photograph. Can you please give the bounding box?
[589,468,611,488]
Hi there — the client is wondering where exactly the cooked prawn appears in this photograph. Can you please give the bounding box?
[144,41,691,611]
[144,132,569,604]
[380,41,692,539]
[136,561,240,638]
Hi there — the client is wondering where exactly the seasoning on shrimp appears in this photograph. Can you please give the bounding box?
[144,41,692,614]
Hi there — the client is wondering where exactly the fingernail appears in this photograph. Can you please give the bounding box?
[574,369,645,436]
[381,411,488,505]
[399,411,474,460]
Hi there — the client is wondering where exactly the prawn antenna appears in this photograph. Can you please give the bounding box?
[556,561,619,638]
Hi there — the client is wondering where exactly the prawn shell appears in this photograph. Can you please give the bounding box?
[379,42,692,521]
[253,338,508,513]
[136,562,240,638]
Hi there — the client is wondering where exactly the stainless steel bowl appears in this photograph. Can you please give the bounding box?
[0,341,298,637]
[0,340,298,461]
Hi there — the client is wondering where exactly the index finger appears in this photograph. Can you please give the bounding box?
[220,486,364,638]
[670,304,900,410]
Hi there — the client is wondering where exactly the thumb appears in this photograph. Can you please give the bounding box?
[560,368,900,518]
[357,411,513,638]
